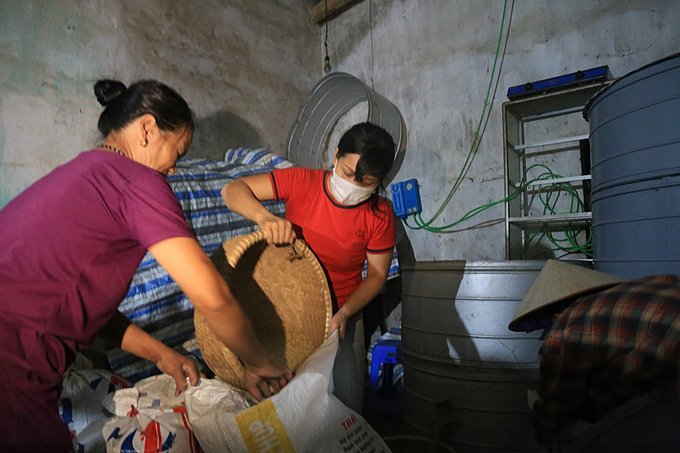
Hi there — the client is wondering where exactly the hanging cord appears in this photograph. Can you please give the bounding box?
[324,0,332,72]
[410,0,513,230]
[369,0,375,89]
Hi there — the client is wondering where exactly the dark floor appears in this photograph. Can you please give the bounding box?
[364,392,407,437]
[363,386,458,453]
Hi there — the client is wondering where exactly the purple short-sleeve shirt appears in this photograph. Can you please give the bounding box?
[0,150,194,370]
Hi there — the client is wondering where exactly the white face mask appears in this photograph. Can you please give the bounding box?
[329,165,376,206]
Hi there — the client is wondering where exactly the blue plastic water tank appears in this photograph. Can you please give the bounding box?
[585,53,680,279]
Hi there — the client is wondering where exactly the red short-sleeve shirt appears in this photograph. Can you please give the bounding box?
[270,167,395,307]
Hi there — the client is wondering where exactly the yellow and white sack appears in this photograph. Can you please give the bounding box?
[185,332,391,453]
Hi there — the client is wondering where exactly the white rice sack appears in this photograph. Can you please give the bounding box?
[59,353,131,453]
[103,374,201,453]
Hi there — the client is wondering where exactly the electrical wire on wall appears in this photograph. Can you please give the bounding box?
[519,165,592,259]
[399,0,589,258]
[404,0,513,233]
[406,162,592,257]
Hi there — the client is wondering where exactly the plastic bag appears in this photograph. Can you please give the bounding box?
[102,374,202,453]
[185,332,392,453]
[59,353,131,453]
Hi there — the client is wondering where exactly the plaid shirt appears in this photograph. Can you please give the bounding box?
[534,275,680,446]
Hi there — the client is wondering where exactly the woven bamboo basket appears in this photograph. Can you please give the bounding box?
[194,230,333,391]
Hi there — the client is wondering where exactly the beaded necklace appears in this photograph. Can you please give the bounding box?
[99,143,125,156]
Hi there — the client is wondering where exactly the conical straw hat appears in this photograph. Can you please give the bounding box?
[508,260,621,332]
[194,230,333,391]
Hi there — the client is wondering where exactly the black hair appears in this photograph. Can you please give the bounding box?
[336,122,396,214]
[94,79,194,137]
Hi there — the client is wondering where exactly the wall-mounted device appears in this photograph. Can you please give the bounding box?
[507,66,612,101]
[391,179,422,219]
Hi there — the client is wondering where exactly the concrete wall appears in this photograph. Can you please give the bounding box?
[2,0,678,263]
[323,0,680,261]
[0,0,319,208]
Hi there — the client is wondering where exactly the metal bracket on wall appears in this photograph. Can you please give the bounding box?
[310,0,364,24]
[286,72,407,186]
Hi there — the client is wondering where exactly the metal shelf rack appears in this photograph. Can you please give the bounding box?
[502,81,614,260]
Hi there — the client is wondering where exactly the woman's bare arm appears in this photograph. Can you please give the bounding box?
[329,252,392,339]
[148,236,292,400]
[222,174,295,244]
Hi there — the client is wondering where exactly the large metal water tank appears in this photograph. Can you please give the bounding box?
[401,260,546,453]
[585,53,680,279]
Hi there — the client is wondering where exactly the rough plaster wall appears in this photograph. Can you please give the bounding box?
[324,0,680,261]
[0,0,319,208]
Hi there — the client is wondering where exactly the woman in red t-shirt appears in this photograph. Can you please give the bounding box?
[223,122,397,413]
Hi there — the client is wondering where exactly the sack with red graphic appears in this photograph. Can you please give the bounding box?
[102,374,202,453]
[59,353,131,453]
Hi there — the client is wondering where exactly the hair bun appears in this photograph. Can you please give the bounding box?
[94,80,127,107]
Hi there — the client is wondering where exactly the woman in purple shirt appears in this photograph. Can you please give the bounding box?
[0,79,291,452]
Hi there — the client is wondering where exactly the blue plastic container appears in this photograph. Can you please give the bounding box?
[585,53,680,279]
